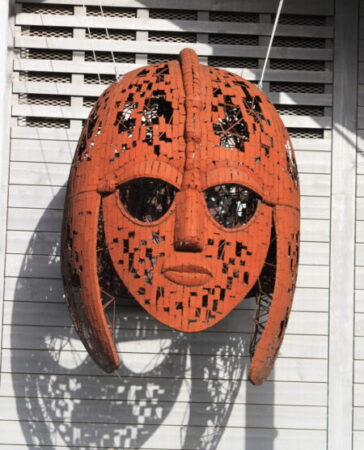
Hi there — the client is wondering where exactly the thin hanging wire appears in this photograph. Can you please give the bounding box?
[82,0,120,84]
[98,0,120,80]
[82,0,102,84]
[258,0,285,90]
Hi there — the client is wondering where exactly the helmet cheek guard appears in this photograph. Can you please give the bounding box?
[61,49,300,383]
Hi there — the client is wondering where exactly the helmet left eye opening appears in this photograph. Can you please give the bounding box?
[118,177,177,223]
[204,183,260,229]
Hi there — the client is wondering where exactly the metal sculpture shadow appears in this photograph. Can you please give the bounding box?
[10,187,275,449]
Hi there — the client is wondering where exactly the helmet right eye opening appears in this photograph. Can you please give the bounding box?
[204,183,260,229]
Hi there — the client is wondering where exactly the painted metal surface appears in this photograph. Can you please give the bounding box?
[61,48,300,385]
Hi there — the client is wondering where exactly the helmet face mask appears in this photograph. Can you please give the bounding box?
[61,49,300,385]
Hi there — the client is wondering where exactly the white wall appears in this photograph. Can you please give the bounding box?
[0,0,361,449]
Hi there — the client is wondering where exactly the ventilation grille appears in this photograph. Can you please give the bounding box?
[86,29,136,41]
[208,34,259,46]
[18,117,70,128]
[276,14,326,26]
[209,11,259,23]
[83,97,98,108]
[19,71,72,83]
[20,48,73,60]
[208,56,258,69]
[18,94,71,106]
[270,82,325,94]
[147,54,176,64]
[288,128,324,139]
[276,105,324,116]
[22,3,74,15]
[84,74,116,85]
[149,9,197,20]
[21,26,73,38]
[84,51,135,63]
[273,36,326,49]
[86,6,136,18]
[270,59,325,71]
[148,31,196,43]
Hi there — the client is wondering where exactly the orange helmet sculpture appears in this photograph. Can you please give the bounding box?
[61,49,299,385]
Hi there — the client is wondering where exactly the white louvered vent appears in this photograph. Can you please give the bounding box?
[270,81,326,93]
[86,6,137,18]
[208,34,259,46]
[84,51,135,63]
[18,94,71,106]
[270,59,326,71]
[148,31,197,43]
[21,25,73,38]
[19,71,72,83]
[86,29,136,41]
[20,48,73,60]
[276,105,325,116]
[208,56,259,68]
[22,3,74,15]
[150,9,198,20]
[209,11,259,23]
[276,14,327,26]
[17,117,70,128]
[14,2,333,142]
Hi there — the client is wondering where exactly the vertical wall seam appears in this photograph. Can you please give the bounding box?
[0,0,13,383]
[328,0,359,449]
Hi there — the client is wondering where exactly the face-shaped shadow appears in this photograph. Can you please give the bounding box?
[11,187,258,449]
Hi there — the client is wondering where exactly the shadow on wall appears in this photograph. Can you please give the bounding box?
[10,187,276,449]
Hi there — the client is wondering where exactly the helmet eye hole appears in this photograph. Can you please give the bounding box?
[204,183,260,228]
[119,178,177,222]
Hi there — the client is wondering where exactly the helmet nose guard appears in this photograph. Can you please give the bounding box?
[61,48,300,383]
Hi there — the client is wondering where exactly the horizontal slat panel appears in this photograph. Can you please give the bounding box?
[5,251,329,288]
[356,267,364,290]
[357,197,364,220]
[356,243,364,267]
[354,431,364,450]
[354,360,364,383]
[0,395,327,429]
[355,313,364,336]
[354,407,364,431]
[7,208,63,232]
[17,0,335,15]
[355,384,364,406]
[8,185,66,208]
[2,301,328,336]
[10,128,331,152]
[356,290,364,313]
[355,336,364,359]
[15,36,333,60]
[300,219,330,242]
[11,105,332,128]
[0,372,326,405]
[295,151,331,174]
[3,276,328,313]
[10,140,332,173]
[8,163,331,197]
[0,421,327,450]
[13,59,334,85]
[2,325,327,358]
[12,82,333,106]
[5,230,329,266]
[3,348,328,381]
[16,14,334,38]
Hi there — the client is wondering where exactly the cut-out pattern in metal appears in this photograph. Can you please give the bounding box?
[61,48,300,385]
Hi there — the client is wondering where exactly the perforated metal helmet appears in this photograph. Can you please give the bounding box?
[61,48,299,385]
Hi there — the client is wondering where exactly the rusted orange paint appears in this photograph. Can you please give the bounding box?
[61,48,300,385]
